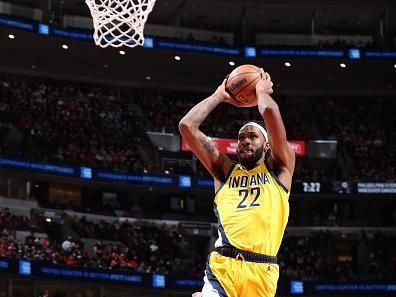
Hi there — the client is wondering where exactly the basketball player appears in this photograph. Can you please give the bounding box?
[179,70,295,297]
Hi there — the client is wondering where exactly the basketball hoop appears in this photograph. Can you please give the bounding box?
[85,0,156,48]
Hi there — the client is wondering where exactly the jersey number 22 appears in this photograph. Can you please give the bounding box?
[237,187,261,209]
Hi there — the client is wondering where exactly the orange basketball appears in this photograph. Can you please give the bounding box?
[225,64,263,107]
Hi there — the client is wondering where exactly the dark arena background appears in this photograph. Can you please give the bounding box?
[0,0,396,296]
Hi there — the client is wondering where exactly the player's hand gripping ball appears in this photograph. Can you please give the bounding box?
[255,72,274,96]
[225,64,263,107]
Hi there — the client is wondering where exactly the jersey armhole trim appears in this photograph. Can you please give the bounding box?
[214,163,236,196]
[264,160,289,194]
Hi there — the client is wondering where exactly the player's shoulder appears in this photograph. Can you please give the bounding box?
[264,156,292,192]
[214,155,235,181]
[213,161,237,193]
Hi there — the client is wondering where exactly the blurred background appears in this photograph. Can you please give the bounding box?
[0,0,395,296]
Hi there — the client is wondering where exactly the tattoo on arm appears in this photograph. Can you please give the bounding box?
[186,94,222,129]
[198,134,226,180]
[199,135,215,153]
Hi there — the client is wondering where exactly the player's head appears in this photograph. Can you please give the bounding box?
[236,122,270,169]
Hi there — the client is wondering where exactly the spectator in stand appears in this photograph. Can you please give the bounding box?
[0,208,31,232]
[1,77,395,181]
[1,211,396,280]
[61,236,74,252]
[313,97,395,181]
[0,78,145,173]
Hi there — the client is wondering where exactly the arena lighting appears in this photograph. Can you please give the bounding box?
[145,76,151,80]
[8,34,15,39]
[119,50,126,55]
[19,260,31,276]
[45,218,52,223]
[290,280,304,294]
[229,61,236,66]
[394,64,396,68]
[62,44,69,50]
[340,63,347,68]
[174,55,181,61]
[284,62,291,67]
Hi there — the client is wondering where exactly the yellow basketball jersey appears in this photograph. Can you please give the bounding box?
[214,161,290,256]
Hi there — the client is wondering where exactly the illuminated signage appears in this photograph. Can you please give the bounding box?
[153,274,166,288]
[291,281,304,294]
[357,183,396,194]
[348,48,360,59]
[38,23,50,35]
[289,141,306,156]
[19,260,31,275]
[80,167,93,179]
[179,176,192,188]
[364,51,396,58]
[302,182,321,193]
[259,49,344,57]
[315,283,396,292]
[0,16,34,31]
[40,266,142,284]
[0,15,395,62]
[0,260,9,270]
[196,178,214,188]
[52,28,93,40]
[244,47,257,57]
[96,171,174,185]
[174,279,204,287]
[0,157,75,175]
[143,37,154,48]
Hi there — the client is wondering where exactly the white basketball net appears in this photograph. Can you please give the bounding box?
[85,0,156,48]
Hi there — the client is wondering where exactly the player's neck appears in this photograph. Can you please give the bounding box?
[240,161,262,171]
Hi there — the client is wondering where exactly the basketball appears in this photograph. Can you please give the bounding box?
[225,64,263,107]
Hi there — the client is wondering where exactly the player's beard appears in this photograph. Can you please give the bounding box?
[237,146,264,169]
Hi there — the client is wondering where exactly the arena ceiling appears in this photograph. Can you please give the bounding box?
[6,0,396,34]
[0,25,395,96]
[1,0,396,96]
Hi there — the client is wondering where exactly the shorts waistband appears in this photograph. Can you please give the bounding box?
[214,247,277,264]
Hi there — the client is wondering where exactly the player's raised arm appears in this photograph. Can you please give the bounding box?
[256,72,295,190]
[179,80,234,183]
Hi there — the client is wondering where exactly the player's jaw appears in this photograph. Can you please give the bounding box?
[237,145,264,169]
